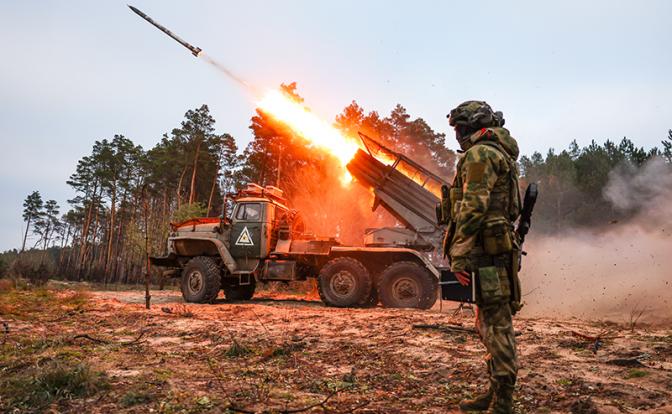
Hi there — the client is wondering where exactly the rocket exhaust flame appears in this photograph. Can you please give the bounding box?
[256,90,361,181]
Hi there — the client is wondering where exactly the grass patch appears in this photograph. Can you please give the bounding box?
[557,378,573,386]
[624,369,649,379]
[153,368,174,382]
[225,340,252,358]
[0,360,108,411]
[0,286,90,319]
[263,341,306,360]
[121,389,155,407]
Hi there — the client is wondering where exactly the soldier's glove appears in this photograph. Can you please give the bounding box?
[454,271,471,286]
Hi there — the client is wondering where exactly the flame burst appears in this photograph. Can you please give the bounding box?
[256,90,360,181]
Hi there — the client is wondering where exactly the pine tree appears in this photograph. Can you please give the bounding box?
[33,199,60,251]
[21,191,44,252]
[662,129,672,163]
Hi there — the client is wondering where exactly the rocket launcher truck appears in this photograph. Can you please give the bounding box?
[150,135,471,309]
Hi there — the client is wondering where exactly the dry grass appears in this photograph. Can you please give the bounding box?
[1,284,671,413]
[0,360,108,411]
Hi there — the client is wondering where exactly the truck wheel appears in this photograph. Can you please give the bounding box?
[378,261,437,309]
[318,257,372,307]
[181,256,222,303]
[222,278,256,301]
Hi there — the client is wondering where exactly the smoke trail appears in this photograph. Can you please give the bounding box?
[198,52,258,95]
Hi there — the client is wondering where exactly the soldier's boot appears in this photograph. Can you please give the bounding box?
[486,380,515,414]
[458,386,494,412]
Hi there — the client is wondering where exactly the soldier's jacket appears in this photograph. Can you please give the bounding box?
[445,127,521,273]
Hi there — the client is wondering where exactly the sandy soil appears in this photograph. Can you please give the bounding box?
[2,287,671,413]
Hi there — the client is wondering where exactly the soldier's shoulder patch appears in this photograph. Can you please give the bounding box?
[478,128,494,139]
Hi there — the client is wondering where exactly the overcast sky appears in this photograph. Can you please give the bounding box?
[1,0,671,251]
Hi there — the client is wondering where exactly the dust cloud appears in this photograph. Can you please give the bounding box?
[520,157,672,324]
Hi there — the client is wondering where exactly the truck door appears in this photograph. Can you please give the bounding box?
[230,202,264,258]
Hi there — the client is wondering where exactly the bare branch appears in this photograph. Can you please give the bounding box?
[73,329,146,346]
[413,323,476,335]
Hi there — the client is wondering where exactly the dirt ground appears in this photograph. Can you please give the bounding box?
[1,284,671,413]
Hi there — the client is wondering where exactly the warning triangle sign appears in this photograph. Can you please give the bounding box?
[235,226,254,246]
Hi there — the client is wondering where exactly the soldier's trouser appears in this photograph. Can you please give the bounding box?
[477,303,517,386]
[475,270,518,386]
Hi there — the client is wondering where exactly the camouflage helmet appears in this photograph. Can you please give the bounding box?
[447,100,505,129]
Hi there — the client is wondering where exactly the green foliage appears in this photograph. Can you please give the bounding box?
[557,378,573,386]
[662,129,672,163]
[22,191,44,223]
[171,202,209,223]
[0,361,108,410]
[32,199,60,251]
[624,369,649,379]
[121,390,155,407]
[21,191,44,252]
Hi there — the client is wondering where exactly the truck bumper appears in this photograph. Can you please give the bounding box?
[149,253,180,268]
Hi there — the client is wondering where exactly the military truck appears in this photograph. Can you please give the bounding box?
[151,135,469,309]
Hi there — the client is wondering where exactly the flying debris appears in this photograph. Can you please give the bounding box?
[128,5,202,57]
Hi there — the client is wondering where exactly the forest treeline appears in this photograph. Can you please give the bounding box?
[3,83,672,284]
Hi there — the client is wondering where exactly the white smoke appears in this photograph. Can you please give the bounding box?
[603,157,672,229]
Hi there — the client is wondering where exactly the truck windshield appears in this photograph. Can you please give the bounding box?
[235,203,261,221]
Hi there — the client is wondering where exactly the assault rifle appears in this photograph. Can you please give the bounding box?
[516,183,538,246]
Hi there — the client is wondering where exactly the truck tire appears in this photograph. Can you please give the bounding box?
[378,261,437,309]
[181,256,222,303]
[222,278,256,301]
[318,257,372,307]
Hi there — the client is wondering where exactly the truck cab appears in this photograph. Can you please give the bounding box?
[229,186,288,262]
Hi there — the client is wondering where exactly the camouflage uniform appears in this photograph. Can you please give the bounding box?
[444,101,522,413]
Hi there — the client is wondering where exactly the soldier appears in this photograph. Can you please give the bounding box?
[444,101,523,413]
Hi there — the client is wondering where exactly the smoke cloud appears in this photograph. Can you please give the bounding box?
[603,157,672,229]
[521,157,672,324]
